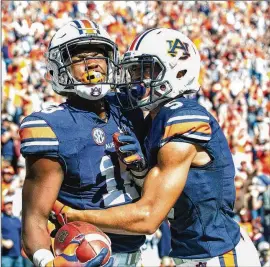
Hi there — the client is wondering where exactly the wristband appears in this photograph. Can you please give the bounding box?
[33,249,54,267]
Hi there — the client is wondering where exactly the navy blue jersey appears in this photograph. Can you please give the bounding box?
[145,97,240,259]
[19,93,145,253]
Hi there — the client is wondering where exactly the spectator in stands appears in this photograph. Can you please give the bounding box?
[1,39,13,70]
[1,196,23,267]
[2,166,16,197]
[262,182,270,242]
[1,114,18,165]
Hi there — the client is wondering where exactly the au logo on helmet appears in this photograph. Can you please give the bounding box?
[167,39,190,59]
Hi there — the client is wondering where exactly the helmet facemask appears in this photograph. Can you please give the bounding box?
[46,36,119,100]
[117,54,172,111]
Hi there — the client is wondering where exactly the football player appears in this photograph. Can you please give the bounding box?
[19,20,147,267]
[53,28,261,266]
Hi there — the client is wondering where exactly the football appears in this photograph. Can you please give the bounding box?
[54,221,112,265]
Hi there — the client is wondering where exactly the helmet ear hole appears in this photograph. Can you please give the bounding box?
[177,70,187,79]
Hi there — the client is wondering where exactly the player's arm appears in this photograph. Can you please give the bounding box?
[22,156,64,263]
[59,141,197,234]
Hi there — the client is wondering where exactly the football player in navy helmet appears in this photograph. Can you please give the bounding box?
[53,28,261,266]
[20,20,147,267]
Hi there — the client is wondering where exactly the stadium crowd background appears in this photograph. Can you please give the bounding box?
[1,1,270,266]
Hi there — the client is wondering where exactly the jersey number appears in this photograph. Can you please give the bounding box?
[164,101,183,110]
[100,155,140,207]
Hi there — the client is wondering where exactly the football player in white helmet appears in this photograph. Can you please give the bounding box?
[46,19,118,100]
[52,28,260,267]
[116,28,200,111]
[20,20,147,267]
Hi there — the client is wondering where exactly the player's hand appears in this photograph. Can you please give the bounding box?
[50,200,72,226]
[113,132,147,173]
[45,234,113,267]
[84,248,114,267]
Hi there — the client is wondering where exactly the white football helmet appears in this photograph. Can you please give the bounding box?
[117,28,201,111]
[46,19,119,100]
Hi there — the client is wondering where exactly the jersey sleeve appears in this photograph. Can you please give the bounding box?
[19,115,59,157]
[161,109,212,147]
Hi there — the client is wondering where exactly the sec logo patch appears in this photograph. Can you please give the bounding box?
[92,128,106,145]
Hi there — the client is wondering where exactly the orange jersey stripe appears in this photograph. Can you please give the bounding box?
[163,121,211,139]
[20,127,56,140]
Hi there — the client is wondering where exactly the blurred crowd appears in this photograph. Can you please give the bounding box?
[1,1,270,266]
